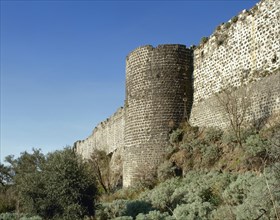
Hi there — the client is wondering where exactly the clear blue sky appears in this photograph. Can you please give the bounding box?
[1,0,258,163]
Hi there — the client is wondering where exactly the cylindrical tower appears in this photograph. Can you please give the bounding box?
[123,44,193,187]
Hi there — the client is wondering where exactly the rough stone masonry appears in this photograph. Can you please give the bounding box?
[74,0,280,187]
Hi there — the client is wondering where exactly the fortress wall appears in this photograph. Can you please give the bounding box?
[190,72,280,128]
[74,0,280,187]
[74,107,125,159]
[123,45,193,187]
[190,0,280,127]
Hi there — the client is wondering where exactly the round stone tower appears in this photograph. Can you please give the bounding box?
[123,44,193,187]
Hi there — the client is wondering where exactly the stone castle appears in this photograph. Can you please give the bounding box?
[74,0,280,187]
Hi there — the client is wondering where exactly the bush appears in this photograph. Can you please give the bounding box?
[125,200,154,218]
[224,22,231,29]
[202,144,221,166]
[222,130,238,149]
[181,123,199,143]
[169,129,183,145]
[134,166,158,189]
[173,201,213,220]
[0,213,42,220]
[234,171,280,219]
[101,171,280,219]
[0,213,17,220]
[140,178,182,212]
[157,161,176,182]
[211,205,235,220]
[200,37,209,45]
[244,134,268,158]
[100,186,145,203]
[96,200,153,219]
[114,217,133,220]
[232,16,238,23]
[203,127,223,143]
[141,172,233,216]
[222,173,255,206]
[136,210,173,220]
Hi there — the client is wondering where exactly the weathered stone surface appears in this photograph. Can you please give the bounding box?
[189,0,280,127]
[74,107,125,159]
[123,45,193,186]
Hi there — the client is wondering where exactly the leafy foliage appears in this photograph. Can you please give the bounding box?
[169,129,183,145]
[96,199,153,219]
[200,37,209,44]
[0,213,42,220]
[90,149,113,193]
[245,134,268,157]
[2,148,97,220]
[203,127,223,143]
[105,167,279,219]
[136,210,173,220]
[2,120,280,219]
[157,161,177,182]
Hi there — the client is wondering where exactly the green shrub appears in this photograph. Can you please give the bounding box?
[169,129,183,144]
[204,127,223,143]
[157,161,176,182]
[134,166,158,190]
[114,216,133,220]
[224,22,231,29]
[140,178,182,212]
[182,138,204,152]
[265,131,280,162]
[20,216,42,220]
[198,144,221,167]
[141,172,234,216]
[222,130,238,148]
[181,124,199,143]
[245,134,268,157]
[232,16,238,23]
[0,213,17,220]
[256,123,280,164]
[125,200,154,218]
[173,201,214,220]
[222,173,255,206]
[215,25,222,31]
[97,200,128,219]
[113,216,133,220]
[211,205,236,220]
[234,171,280,219]
[0,213,42,220]
[110,186,145,201]
[136,210,173,220]
[96,199,153,219]
[200,37,209,45]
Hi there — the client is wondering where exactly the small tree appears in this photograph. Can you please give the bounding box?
[90,149,112,193]
[215,83,252,148]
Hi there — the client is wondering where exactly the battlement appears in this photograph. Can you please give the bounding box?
[126,44,188,60]
[74,107,125,159]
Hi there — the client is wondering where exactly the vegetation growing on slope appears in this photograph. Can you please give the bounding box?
[96,121,280,219]
[1,121,279,219]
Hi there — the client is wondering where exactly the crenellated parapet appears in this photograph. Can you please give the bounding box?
[74,107,125,159]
